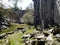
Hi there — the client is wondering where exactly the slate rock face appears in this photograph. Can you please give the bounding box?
[0,13,3,31]
[33,0,41,28]
[33,0,60,28]
[54,0,60,26]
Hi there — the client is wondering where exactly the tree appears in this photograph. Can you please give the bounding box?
[22,8,34,25]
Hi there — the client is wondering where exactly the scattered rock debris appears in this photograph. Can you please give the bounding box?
[22,27,60,45]
[0,26,60,45]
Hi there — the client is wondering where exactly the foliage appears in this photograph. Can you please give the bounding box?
[0,5,21,22]
[22,9,34,25]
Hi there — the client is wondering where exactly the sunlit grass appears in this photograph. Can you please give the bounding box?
[0,24,34,45]
[7,25,34,45]
[0,24,60,45]
[0,23,19,34]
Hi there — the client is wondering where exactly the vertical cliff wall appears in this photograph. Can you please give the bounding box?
[33,0,60,28]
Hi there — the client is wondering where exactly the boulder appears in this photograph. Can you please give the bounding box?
[46,34,54,45]
[1,25,7,29]
[53,27,60,35]
[55,34,60,38]
[0,33,7,39]
[22,34,31,39]
[48,28,54,33]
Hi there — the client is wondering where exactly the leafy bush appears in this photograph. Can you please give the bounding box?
[22,9,34,25]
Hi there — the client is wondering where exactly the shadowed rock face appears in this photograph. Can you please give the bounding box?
[0,13,3,31]
[54,0,60,26]
[53,27,60,35]
[31,41,45,45]
[33,0,40,28]
[33,0,60,28]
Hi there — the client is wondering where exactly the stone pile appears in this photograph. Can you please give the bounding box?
[22,29,57,45]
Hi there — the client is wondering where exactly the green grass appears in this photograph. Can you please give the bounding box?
[0,24,34,45]
[6,25,34,45]
[24,27,34,34]
[0,23,19,34]
[0,24,60,45]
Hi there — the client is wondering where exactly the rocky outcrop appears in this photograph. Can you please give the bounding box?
[33,0,60,28]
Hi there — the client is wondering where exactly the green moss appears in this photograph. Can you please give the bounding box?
[0,24,34,45]
[6,25,34,45]
[0,23,19,34]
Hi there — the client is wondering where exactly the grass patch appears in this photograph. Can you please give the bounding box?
[7,25,34,45]
[24,27,34,34]
[0,23,19,34]
[0,24,34,45]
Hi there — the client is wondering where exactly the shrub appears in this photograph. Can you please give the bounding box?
[22,9,34,25]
